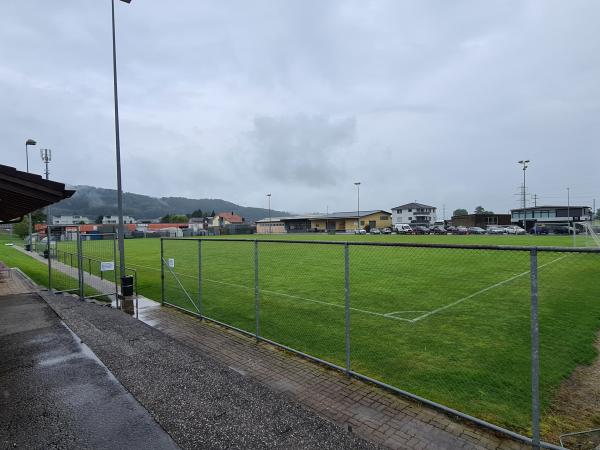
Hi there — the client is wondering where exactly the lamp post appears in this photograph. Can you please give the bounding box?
[354,182,361,231]
[267,193,272,234]
[111,0,131,287]
[25,139,36,250]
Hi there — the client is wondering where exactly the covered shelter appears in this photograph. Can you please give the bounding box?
[0,164,75,223]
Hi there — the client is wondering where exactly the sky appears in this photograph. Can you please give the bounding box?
[1,0,599,217]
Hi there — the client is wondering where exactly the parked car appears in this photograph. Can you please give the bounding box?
[468,227,486,235]
[354,229,367,235]
[454,226,469,235]
[370,228,381,235]
[503,225,526,235]
[382,228,392,234]
[529,225,549,235]
[487,227,506,235]
[394,224,413,234]
[445,226,457,234]
[413,226,430,235]
[430,226,447,235]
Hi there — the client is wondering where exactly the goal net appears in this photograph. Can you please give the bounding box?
[577,222,600,248]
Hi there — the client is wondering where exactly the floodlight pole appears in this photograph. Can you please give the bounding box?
[267,193,272,234]
[25,139,36,249]
[40,149,52,235]
[517,160,530,209]
[354,182,361,231]
[111,0,131,281]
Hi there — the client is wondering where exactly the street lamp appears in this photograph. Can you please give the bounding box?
[111,0,131,289]
[25,139,36,250]
[354,182,361,231]
[266,193,272,234]
[517,160,530,209]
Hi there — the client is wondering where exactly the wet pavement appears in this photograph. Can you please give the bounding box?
[0,292,179,450]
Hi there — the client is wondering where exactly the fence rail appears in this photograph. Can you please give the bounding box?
[160,237,600,449]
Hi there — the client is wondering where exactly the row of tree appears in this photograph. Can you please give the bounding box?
[452,206,494,217]
[160,209,217,223]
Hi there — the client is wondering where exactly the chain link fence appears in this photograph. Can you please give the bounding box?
[161,238,600,448]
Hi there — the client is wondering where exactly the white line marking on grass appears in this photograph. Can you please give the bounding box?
[171,271,412,322]
[410,255,567,323]
[384,310,428,317]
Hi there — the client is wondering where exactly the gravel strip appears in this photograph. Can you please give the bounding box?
[42,292,379,449]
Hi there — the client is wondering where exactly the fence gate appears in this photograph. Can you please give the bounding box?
[78,232,119,305]
[46,225,80,295]
[45,226,119,305]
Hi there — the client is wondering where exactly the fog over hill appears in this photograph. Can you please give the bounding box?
[50,185,288,223]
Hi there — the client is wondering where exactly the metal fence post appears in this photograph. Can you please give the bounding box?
[77,230,84,299]
[47,226,52,292]
[530,248,540,449]
[345,242,351,376]
[255,240,260,341]
[160,238,165,306]
[113,235,119,309]
[197,239,203,319]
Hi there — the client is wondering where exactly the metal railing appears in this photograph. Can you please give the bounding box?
[160,238,600,449]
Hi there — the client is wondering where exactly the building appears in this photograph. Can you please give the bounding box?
[391,203,437,226]
[212,212,243,227]
[510,205,592,230]
[452,213,511,228]
[52,215,91,225]
[256,210,392,234]
[102,215,136,224]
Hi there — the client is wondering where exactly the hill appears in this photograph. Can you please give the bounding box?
[50,185,288,223]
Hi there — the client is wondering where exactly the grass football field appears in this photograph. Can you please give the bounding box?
[2,232,599,439]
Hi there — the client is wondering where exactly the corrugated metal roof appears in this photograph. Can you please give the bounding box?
[392,202,435,210]
[0,164,75,222]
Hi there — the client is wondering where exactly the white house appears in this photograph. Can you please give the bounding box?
[52,215,91,225]
[102,215,136,224]
[391,203,437,225]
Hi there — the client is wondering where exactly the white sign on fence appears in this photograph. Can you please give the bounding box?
[168,258,175,268]
[100,261,115,272]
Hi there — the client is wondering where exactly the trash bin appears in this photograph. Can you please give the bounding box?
[121,275,134,297]
[25,244,31,251]
[43,249,49,259]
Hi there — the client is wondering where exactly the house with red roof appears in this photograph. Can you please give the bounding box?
[212,212,243,227]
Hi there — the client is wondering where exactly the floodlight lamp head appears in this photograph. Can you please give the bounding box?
[26,139,36,146]
[354,182,361,186]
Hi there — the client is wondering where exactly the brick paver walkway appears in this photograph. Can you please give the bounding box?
[138,305,529,450]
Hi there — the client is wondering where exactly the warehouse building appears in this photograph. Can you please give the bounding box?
[256,210,392,234]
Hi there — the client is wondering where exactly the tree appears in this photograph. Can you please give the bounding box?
[453,208,468,216]
[95,215,103,224]
[210,210,216,217]
[12,209,47,239]
[160,214,188,223]
[190,209,203,218]
[596,209,600,220]
[474,206,485,214]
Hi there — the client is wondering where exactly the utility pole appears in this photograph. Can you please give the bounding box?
[354,182,361,231]
[532,194,538,207]
[266,193,272,234]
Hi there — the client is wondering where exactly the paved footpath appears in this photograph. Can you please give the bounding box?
[136,303,530,450]
[0,290,179,449]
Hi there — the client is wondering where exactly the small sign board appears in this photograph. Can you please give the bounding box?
[100,261,115,272]
[168,258,175,268]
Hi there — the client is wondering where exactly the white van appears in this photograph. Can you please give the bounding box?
[393,224,413,234]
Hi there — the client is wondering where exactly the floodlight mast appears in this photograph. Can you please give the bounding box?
[40,149,52,235]
[267,193,272,234]
[111,0,131,285]
[517,160,530,210]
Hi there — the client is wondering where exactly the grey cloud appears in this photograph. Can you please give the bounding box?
[246,114,355,187]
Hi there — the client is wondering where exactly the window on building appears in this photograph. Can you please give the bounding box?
[380,215,388,220]
[397,209,402,213]
[360,220,365,225]
[408,217,412,221]
[408,209,412,212]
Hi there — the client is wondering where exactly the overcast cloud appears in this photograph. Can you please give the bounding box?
[1,1,599,216]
